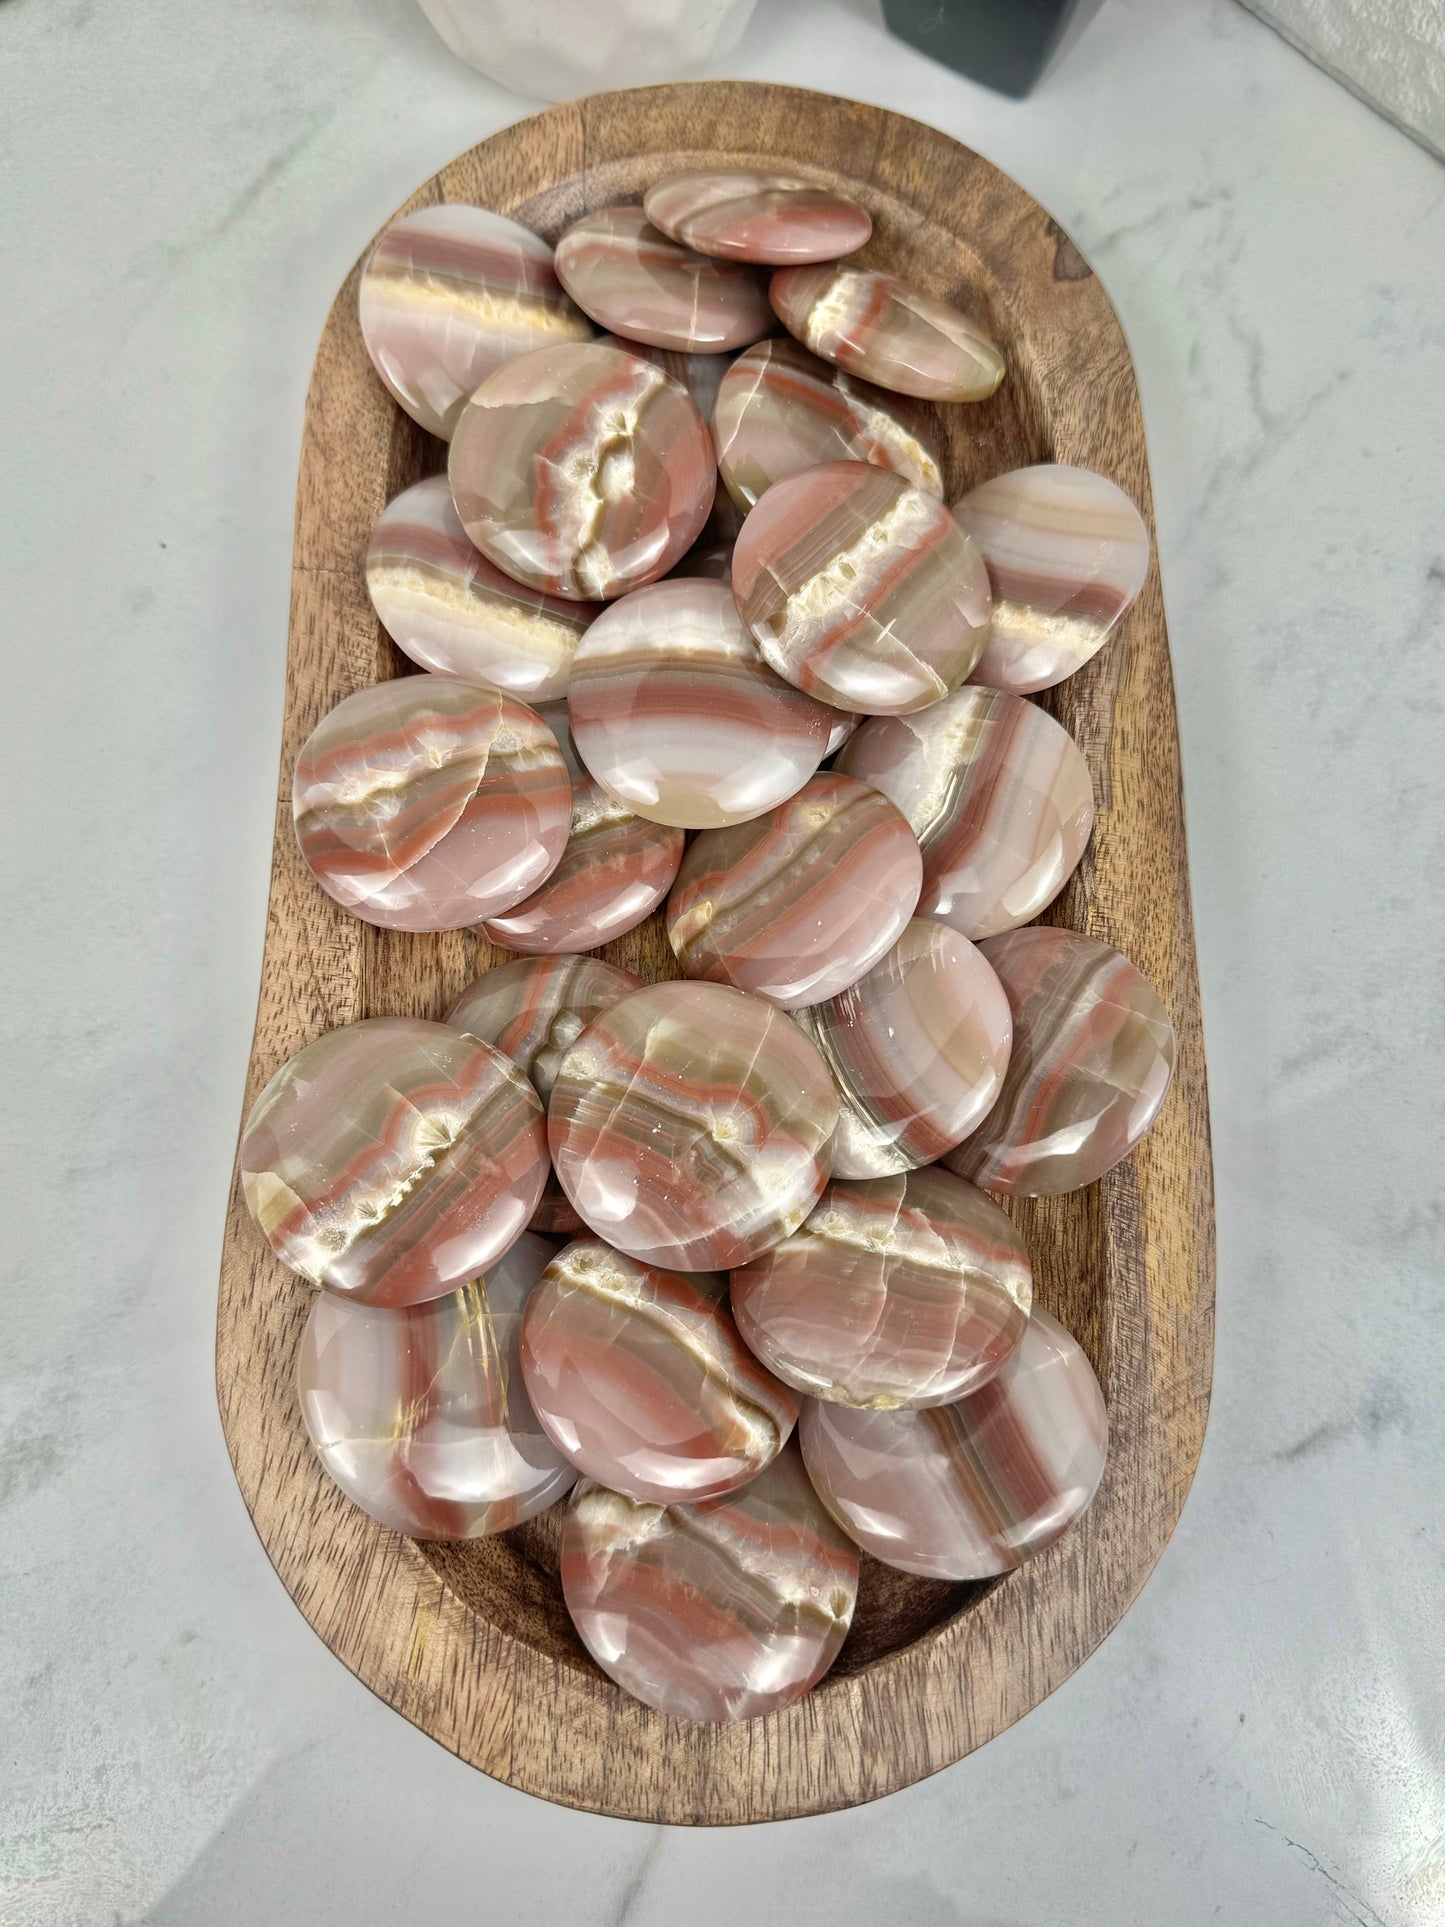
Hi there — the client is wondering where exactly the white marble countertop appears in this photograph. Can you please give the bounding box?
[2,0,1442,1920]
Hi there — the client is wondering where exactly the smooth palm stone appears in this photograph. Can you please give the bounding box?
[731,1166,1031,1409]
[548,980,839,1271]
[644,169,872,265]
[560,1443,859,1722]
[240,1017,548,1307]
[566,578,833,830]
[731,461,992,714]
[955,465,1151,693]
[793,918,1012,1177]
[297,1231,575,1539]
[448,341,715,601]
[555,205,773,353]
[943,928,1176,1197]
[836,687,1095,940]
[292,678,571,932]
[666,773,923,1010]
[358,204,592,440]
[520,1239,798,1502]
[770,262,1005,402]
[598,334,734,421]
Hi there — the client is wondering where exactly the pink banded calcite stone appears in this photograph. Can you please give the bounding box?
[598,334,734,423]
[793,918,1012,1178]
[565,578,833,830]
[800,1308,1107,1578]
[943,928,1176,1197]
[560,1443,859,1723]
[643,169,872,266]
[956,465,1151,694]
[555,205,773,354]
[770,263,1005,403]
[731,461,992,715]
[448,341,715,601]
[365,476,597,703]
[548,980,839,1271]
[731,1166,1031,1410]
[666,773,923,1010]
[358,204,592,440]
[836,688,1095,940]
[297,1230,575,1539]
[239,1017,548,1308]
[520,1239,798,1502]
[292,679,571,932]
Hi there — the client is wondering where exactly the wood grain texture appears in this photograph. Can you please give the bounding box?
[215,81,1214,1824]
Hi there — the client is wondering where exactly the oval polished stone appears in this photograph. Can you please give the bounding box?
[297,1230,576,1539]
[644,169,872,265]
[449,341,715,600]
[240,1017,548,1307]
[555,205,773,353]
[366,476,598,703]
[292,679,572,932]
[792,918,1012,1177]
[560,1444,859,1722]
[520,1239,799,1502]
[666,773,923,1010]
[800,1308,1107,1577]
[358,204,593,439]
[770,263,1005,402]
[943,928,1176,1197]
[732,1166,1031,1409]
[836,688,1095,940]
[566,578,834,829]
[956,465,1151,693]
[548,980,839,1270]
[732,461,992,714]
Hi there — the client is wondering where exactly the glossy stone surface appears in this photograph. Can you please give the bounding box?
[823,710,860,757]
[240,1017,548,1307]
[448,341,715,600]
[358,204,592,440]
[732,1166,1031,1409]
[560,1443,858,1722]
[666,773,923,1009]
[793,918,1012,1177]
[297,1231,575,1539]
[771,263,1005,402]
[800,1308,1107,1578]
[836,687,1094,939]
[955,464,1151,693]
[566,578,833,829]
[366,476,597,703]
[548,980,839,1271]
[555,206,773,354]
[521,1240,798,1502]
[292,678,571,932]
[943,928,1176,1197]
[644,169,872,265]
[731,460,992,714]
[598,334,734,421]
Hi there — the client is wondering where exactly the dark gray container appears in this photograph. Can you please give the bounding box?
[882,0,1106,98]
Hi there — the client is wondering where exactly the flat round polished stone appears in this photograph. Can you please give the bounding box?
[366,476,598,703]
[521,1239,798,1502]
[566,578,834,829]
[943,928,1176,1197]
[598,334,734,422]
[955,465,1151,693]
[292,678,571,932]
[644,169,872,265]
[731,461,992,714]
[548,980,839,1271]
[297,1230,576,1539]
[358,204,592,439]
[240,1017,548,1307]
[448,341,715,600]
[793,918,1012,1177]
[560,1443,859,1722]
[732,1166,1031,1409]
[771,263,1005,402]
[836,687,1095,940]
[800,1308,1107,1578]
[666,773,923,1010]
[555,205,773,353]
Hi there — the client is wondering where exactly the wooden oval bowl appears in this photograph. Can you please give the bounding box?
[216,81,1214,1824]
